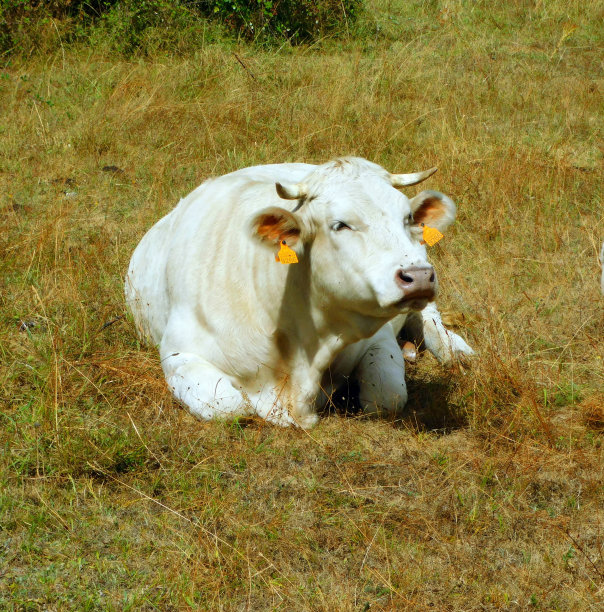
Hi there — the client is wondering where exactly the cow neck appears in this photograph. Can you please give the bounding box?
[261,252,387,382]
[313,304,387,345]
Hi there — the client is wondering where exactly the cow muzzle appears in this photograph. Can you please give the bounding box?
[394,266,437,308]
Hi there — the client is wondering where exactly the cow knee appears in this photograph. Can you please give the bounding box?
[357,357,408,416]
[354,335,408,416]
[359,381,408,416]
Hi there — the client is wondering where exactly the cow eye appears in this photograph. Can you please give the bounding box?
[404,213,413,226]
[331,221,351,232]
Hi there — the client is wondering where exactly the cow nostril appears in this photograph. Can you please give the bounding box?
[399,272,414,283]
[429,271,435,283]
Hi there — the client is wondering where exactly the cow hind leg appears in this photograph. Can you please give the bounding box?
[354,328,408,417]
[161,351,253,421]
[161,351,300,427]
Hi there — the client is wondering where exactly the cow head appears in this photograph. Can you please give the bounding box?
[250,158,457,323]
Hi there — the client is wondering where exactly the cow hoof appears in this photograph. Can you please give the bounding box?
[436,334,475,366]
[294,413,319,429]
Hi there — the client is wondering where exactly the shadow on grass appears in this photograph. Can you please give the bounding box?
[401,371,467,433]
[321,358,467,434]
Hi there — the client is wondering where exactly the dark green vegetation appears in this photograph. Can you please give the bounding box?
[1,1,602,609]
[0,0,362,54]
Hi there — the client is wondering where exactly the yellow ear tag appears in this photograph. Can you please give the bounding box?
[422,224,444,247]
[275,240,299,264]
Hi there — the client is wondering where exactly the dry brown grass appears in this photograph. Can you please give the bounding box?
[1,1,603,609]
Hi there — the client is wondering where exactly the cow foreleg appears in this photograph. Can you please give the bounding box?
[403,302,475,364]
[354,326,408,416]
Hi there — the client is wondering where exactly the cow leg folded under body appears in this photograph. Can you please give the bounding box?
[353,326,408,416]
[160,350,305,427]
[161,351,252,421]
[402,302,475,364]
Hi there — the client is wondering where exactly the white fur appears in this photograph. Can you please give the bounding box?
[126,158,474,427]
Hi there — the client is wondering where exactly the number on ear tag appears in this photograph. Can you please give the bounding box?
[422,225,443,246]
[275,240,298,264]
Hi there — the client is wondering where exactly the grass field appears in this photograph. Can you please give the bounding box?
[1,1,603,609]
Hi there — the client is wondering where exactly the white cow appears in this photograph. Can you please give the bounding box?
[126,158,474,428]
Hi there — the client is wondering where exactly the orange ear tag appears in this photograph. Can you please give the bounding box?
[422,224,444,247]
[275,240,299,264]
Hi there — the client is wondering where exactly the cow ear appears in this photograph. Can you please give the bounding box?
[410,190,456,232]
[249,206,303,247]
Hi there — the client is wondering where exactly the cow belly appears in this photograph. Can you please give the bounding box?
[125,214,173,344]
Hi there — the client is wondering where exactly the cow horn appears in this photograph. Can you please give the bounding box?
[390,167,438,188]
[276,182,308,200]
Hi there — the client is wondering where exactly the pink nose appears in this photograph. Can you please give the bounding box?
[395,266,436,301]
